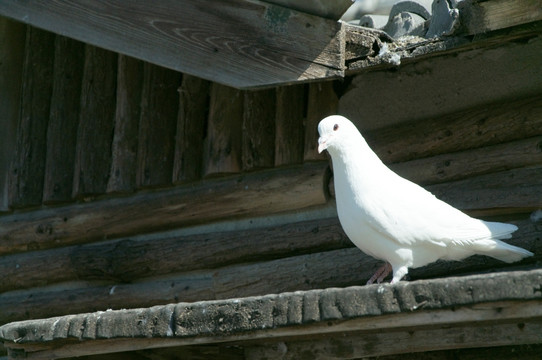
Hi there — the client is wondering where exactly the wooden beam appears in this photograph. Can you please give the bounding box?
[72,45,117,197]
[136,63,181,188]
[8,27,55,208]
[203,83,244,176]
[0,18,25,212]
[391,136,542,185]
[2,271,542,359]
[242,89,276,170]
[245,319,542,359]
[0,0,344,89]
[0,162,328,256]
[304,82,338,161]
[341,39,542,131]
[172,75,210,184]
[365,95,542,163]
[274,84,306,166]
[0,217,538,325]
[458,0,542,35]
[0,218,349,293]
[107,55,144,194]
[43,36,85,204]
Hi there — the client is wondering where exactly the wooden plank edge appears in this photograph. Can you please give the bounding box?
[2,269,542,358]
[0,161,329,255]
[0,0,345,89]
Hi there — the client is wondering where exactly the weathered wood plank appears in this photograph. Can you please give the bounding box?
[246,320,542,360]
[42,36,85,204]
[428,166,542,215]
[366,95,542,164]
[107,55,144,194]
[275,84,306,166]
[304,82,339,161]
[340,39,542,131]
[0,162,328,256]
[0,231,538,326]
[458,0,542,35]
[242,89,276,171]
[73,45,117,197]
[0,0,344,89]
[0,217,349,293]
[172,75,210,183]
[136,63,181,188]
[203,83,244,176]
[391,136,542,185]
[0,18,25,212]
[8,27,55,208]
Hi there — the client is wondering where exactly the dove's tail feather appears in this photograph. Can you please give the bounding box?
[482,220,518,240]
[474,239,534,263]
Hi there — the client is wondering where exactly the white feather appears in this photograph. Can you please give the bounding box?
[318,115,533,283]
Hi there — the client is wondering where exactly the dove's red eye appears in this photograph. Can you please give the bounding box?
[333,124,339,131]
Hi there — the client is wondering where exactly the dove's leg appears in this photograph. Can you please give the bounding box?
[390,265,409,284]
[366,262,392,285]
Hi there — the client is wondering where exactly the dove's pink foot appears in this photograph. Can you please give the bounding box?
[366,262,392,285]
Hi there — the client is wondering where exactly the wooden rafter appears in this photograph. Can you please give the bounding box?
[0,0,345,89]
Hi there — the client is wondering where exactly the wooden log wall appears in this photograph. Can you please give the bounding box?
[0,24,541,329]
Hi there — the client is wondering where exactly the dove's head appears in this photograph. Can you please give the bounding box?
[318,115,362,156]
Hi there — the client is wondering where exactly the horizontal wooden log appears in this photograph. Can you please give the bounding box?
[367,95,542,164]
[246,318,542,360]
[391,136,542,185]
[0,217,349,293]
[458,0,542,36]
[341,35,542,132]
[428,166,542,216]
[0,0,344,89]
[0,217,538,325]
[0,162,328,256]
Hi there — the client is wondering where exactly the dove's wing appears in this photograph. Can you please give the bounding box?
[361,168,515,248]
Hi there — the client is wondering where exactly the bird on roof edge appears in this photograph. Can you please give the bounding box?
[317,115,534,284]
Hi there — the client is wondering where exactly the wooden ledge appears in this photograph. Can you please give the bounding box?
[1,269,542,359]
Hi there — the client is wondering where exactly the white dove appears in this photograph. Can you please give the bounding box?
[317,115,533,284]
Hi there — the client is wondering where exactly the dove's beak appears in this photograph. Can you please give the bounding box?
[318,136,328,153]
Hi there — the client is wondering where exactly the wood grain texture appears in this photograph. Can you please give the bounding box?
[8,27,55,208]
[107,55,144,193]
[42,36,85,204]
[304,81,338,161]
[0,0,344,89]
[391,136,542,185]
[340,39,542,132]
[73,45,117,197]
[172,75,210,183]
[0,162,328,256]
[0,18,25,212]
[0,218,348,292]
[136,63,181,188]
[275,84,306,166]
[203,83,244,176]
[0,217,538,325]
[242,89,276,170]
[458,0,542,35]
[366,95,542,164]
